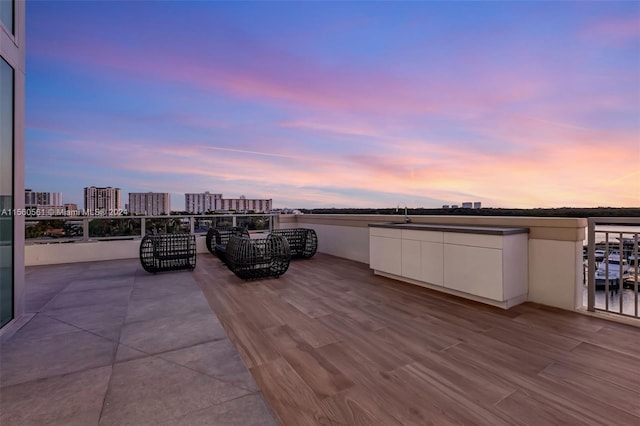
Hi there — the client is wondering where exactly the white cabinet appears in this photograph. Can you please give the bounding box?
[401,239,421,281]
[421,241,444,286]
[369,224,528,308]
[369,228,402,276]
[443,243,504,300]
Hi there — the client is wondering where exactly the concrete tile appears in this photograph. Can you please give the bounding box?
[26,291,66,314]
[160,339,259,392]
[131,275,202,299]
[125,290,212,323]
[120,310,227,355]
[86,325,123,342]
[79,259,139,277]
[1,329,117,387]
[0,365,111,426]
[115,343,149,363]
[166,393,280,426]
[43,303,129,338]
[43,286,132,311]
[0,314,79,343]
[99,356,251,426]
[63,276,133,292]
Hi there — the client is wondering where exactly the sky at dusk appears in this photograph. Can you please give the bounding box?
[26,1,640,210]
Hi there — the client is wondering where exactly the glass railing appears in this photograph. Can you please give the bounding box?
[25,214,276,243]
[586,218,640,319]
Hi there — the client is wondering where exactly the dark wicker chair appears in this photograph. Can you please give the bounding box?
[225,234,291,280]
[140,233,196,273]
[205,226,249,262]
[271,228,318,259]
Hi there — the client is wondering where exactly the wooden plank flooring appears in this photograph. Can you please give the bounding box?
[194,253,640,425]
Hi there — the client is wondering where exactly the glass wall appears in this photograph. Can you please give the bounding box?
[0,56,14,327]
[0,0,13,35]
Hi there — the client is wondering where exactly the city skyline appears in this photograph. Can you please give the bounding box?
[26,1,640,209]
[24,186,273,214]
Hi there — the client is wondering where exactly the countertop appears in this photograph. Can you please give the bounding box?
[368,222,529,236]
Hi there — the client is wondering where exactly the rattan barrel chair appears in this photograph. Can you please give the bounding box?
[225,234,291,280]
[139,233,196,273]
[205,226,250,262]
[271,228,318,259]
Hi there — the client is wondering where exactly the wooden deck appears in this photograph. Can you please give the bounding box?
[194,253,640,425]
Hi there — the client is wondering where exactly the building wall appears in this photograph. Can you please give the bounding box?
[25,190,63,206]
[84,186,121,214]
[129,192,170,215]
[1,0,25,334]
[25,190,64,215]
[185,192,222,213]
[218,197,272,212]
[25,236,210,266]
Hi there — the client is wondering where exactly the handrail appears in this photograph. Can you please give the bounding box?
[587,217,640,319]
[25,213,278,244]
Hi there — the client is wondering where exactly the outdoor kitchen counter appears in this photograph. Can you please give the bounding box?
[369,222,529,309]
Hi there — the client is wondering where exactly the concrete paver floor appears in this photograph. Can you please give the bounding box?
[0,259,279,425]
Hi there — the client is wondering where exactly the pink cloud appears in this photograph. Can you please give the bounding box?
[581,15,640,44]
[42,126,639,208]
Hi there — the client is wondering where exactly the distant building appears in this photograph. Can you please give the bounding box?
[451,205,459,208]
[25,189,64,216]
[474,202,482,209]
[442,205,450,209]
[185,193,272,213]
[185,192,222,213]
[84,186,121,215]
[25,189,63,207]
[462,202,473,208]
[218,195,272,212]
[129,192,170,215]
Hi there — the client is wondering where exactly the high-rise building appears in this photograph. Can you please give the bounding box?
[25,189,63,206]
[84,186,121,215]
[25,189,64,215]
[218,195,272,212]
[1,0,26,332]
[185,192,222,213]
[129,192,170,215]
[185,192,272,213]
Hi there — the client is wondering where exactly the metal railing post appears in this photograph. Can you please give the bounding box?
[83,218,90,242]
[635,234,639,318]
[588,217,640,319]
[618,234,624,314]
[587,218,595,312]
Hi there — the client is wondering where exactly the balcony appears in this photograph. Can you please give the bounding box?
[3,214,640,424]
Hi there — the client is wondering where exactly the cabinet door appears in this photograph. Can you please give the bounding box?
[402,239,421,280]
[421,241,444,286]
[370,236,402,276]
[444,244,503,300]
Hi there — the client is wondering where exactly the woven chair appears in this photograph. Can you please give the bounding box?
[271,228,318,259]
[140,233,196,273]
[205,226,249,262]
[225,234,291,280]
